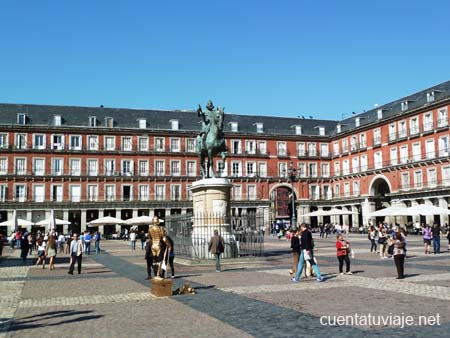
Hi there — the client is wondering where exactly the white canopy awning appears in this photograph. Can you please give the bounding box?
[87,216,125,226]
[35,218,71,226]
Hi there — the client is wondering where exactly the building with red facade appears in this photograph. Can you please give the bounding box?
[1,80,450,235]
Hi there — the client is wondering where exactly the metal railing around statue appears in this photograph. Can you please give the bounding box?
[164,212,265,260]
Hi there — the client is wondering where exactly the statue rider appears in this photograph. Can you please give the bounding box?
[197,100,216,151]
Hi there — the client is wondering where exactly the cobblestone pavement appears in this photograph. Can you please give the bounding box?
[0,234,449,337]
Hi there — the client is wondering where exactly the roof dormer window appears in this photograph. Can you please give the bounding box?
[377,109,383,120]
[138,119,146,129]
[54,115,61,126]
[255,123,263,133]
[401,101,409,112]
[230,122,238,132]
[170,119,179,130]
[295,125,302,135]
[336,124,341,133]
[427,91,435,103]
[17,113,26,125]
[105,117,114,128]
[89,116,97,127]
[355,117,360,127]
[316,126,325,136]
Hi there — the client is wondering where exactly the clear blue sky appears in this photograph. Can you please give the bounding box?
[1,0,450,120]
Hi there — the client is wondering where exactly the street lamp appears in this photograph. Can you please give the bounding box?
[287,161,297,228]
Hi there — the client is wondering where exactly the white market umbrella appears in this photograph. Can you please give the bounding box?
[368,206,409,217]
[392,204,450,216]
[35,218,71,226]
[87,216,125,226]
[0,218,34,227]
[124,215,154,225]
[303,210,329,217]
[326,208,359,216]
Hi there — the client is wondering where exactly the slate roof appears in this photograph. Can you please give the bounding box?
[1,79,449,138]
[0,103,337,137]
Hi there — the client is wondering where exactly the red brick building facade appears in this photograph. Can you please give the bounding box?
[1,80,450,234]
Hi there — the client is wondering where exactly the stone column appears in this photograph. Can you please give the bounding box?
[98,209,104,219]
[26,210,32,222]
[438,198,449,225]
[424,199,434,225]
[409,200,420,225]
[351,205,359,229]
[80,209,87,233]
[165,208,171,219]
[190,178,233,259]
[317,207,324,226]
[343,209,350,228]
[362,198,376,228]
[7,210,14,234]
[63,210,70,234]
[132,209,138,218]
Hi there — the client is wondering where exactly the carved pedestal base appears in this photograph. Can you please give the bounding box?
[150,278,173,297]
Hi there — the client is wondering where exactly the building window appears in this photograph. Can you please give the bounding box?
[342,160,350,175]
[439,136,449,157]
[89,116,97,127]
[70,135,82,150]
[155,138,165,152]
[258,162,267,177]
[321,163,329,177]
[390,148,398,166]
[343,183,350,197]
[333,142,339,156]
[15,133,27,150]
[360,155,368,171]
[401,101,408,112]
[104,159,115,176]
[342,138,348,153]
[217,161,228,177]
[410,117,419,135]
[232,185,242,200]
[258,141,267,154]
[70,185,81,202]
[87,159,98,176]
[398,121,407,138]
[355,118,360,127]
[54,115,62,126]
[15,158,26,175]
[122,137,132,151]
[171,185,181,201]
[353,181,360,196]
[0,185,7,202]
[170,120,179,130]
[187,161,197,177]
[155,185,165,201]
[350,136,357,152]
[438,107,448,127]
[52,185,63,202]
[352,157,359,173]
[311,185,319,200]
[138,160,149,176]
[0,158,8,175]
[70,159,81,176]
[245,140,256,154]
[15,184,27,202]
[121,160,133,176]
[412,143,421,162]
[334,184,340,198]
[171,161,181,176]
[87,185,98,202]
[246,162,256,177]
[442,166,450,186]
[334,161,340,176]
[426,139,435,159]
[377,109,383,120]
[414,171,423,188]
[232,162,242,177]
[138,137,149,151]
[323,185,331,200]
[186,138,196,153]
[401,173,409,190]
[139,185,149,201]
[336,124,341,133]
[423,112,433,132]
[232,140,242,154]
[122,185,132,201]
[320,143,328,157]
[105,117,114,128]
[374,152,382,169]
[427,168,437,187]
[247,185,256,200]
[427,91,435,103]
[52,134,65,150]
[373,128,381,145]
[230,122,238,132]
[277,142,287,156]
[400,145,408,164]
[318,127,325,136]
[278,162,287,177]
[170,138,180,152]
[105,185,115,201]
[105,136,115,151]
[295,126,302,135]
[17,114,26,125]
[138,119,146,129]
[155,160,165,176]
[389,124,397,142]
[88,136,99,150]
[309,163,317,177]
[255,123,263,133]
[0,133,8,149]
[359,134,367,148]
[297,143,306,156]
[33,134,45,150]
[52,158,63,176]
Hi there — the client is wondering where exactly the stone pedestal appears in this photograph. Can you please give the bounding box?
[189,178,235,259]
[150,279,173,297]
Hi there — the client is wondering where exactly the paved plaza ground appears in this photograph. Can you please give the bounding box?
[1,233,449,338]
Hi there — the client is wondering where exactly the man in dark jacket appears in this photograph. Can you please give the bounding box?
[145,238,153,280]
[208,230,225,272]
[290,228,301,276]
[292,223,324,283]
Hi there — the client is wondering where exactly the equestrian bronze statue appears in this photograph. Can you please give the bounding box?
[196,100,227,179]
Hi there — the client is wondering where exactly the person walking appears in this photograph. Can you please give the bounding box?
[447,229,450,251]
[130,231,137,251]
[57,233,65,253]
[378,229,388,259]
[423,224,432,254]
[45,235,57,270]
[368,226,377,253]
[208,230,225,272]
[140,231,146,250]
[432,223,442,254]
[393,231,406,279]
[20,232,30,264]
[84,232,92,255]
[0,233,4,256]
[164,235,175,278]
[336,234,352,275]
[36,238,46,269]
[292,223,324,282]
[144,238,153,280]
[289,228,301,277]
[68,233,83,275]
[94,231,101,254]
